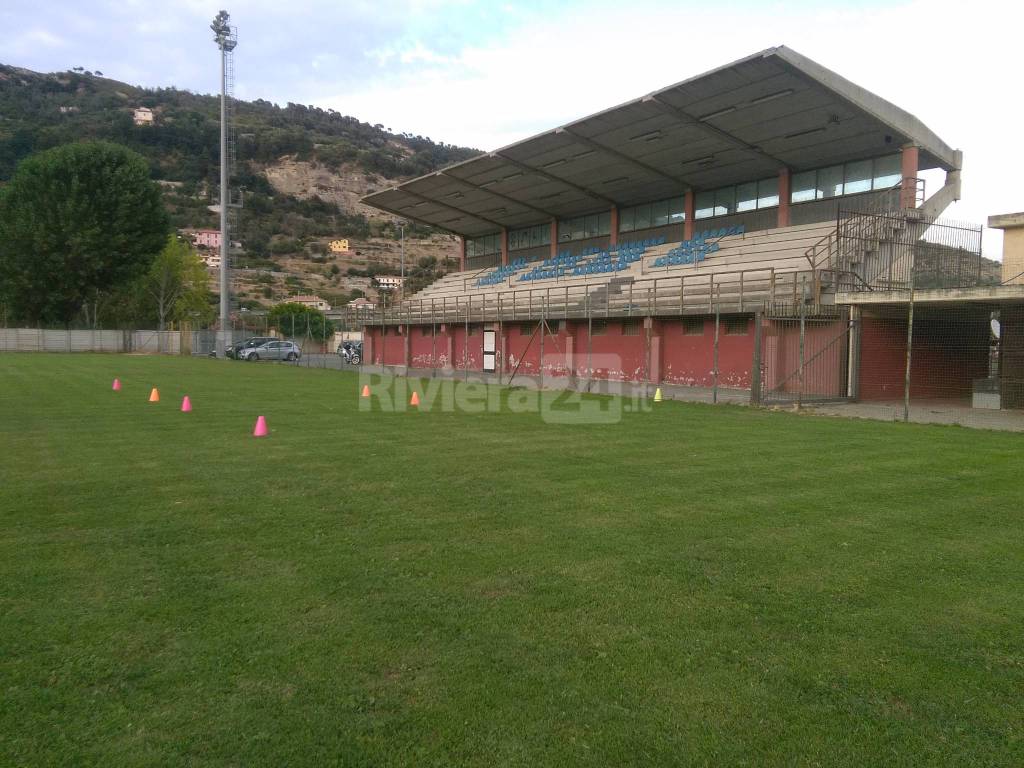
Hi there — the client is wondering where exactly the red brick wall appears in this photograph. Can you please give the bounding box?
[382,327,406,366]
[660,316,753,388]
[409,326,439,368]
[366,315,770,390]
[451,325,483,371]
[504,321,574,377]
[576,319,647,382]
[859,310,990,401]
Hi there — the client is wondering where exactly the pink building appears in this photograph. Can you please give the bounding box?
[192,229,222,249]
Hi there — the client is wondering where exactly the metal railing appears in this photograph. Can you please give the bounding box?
[340,266,825,329]
[803,178,924,295]
[834,211,986,292]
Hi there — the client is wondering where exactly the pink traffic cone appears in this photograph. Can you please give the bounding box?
[253,415,268,437]
[181,396,192,413]
[112,378,122,391]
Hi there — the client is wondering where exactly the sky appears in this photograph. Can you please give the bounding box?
[1,0,1020,256]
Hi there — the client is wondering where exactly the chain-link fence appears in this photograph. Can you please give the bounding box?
[0,310,356,362]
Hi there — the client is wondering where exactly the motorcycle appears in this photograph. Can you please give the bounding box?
[338,344,361,365]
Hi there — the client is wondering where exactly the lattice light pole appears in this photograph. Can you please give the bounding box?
[212,10,237,356]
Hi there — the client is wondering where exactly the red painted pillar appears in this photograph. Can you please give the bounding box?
[684,191,695,240]
[445,327,454,370]
[363,326,374,365]
[609,206,619,246]
[901,145,920,208]
[459,236,467,271]
[777,168,791,228]
[646,317,662,385]
[550,219,558,258]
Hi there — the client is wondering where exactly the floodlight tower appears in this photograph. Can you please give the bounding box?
[212,10,237,356]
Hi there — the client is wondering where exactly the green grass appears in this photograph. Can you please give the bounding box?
[1,354,1022,767]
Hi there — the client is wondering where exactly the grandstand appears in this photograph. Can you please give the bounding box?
[359,46,986,401]
[392,221,839,321]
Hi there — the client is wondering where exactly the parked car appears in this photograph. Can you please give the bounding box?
[240,340,301,362]
[337,340,363,365]
[226,336,276,359]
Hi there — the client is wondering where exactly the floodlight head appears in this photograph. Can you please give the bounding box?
[211,10,236,50]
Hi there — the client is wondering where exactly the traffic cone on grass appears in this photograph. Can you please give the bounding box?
[410,391,420,407]
[181,396,192,413]
[112,378,122,391]
[653,387,663,402]
[149,388,160,403]
[253,415,268,437]
[361,384,370,398]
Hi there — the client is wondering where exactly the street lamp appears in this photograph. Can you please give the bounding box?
[398,220,406,301]
[211,9,236,357]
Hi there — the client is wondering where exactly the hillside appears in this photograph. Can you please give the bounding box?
[0,63,481,310]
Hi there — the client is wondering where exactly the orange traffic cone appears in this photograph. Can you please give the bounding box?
[149,388,160,403]
[410,391,420,407]
[361,384,370,398]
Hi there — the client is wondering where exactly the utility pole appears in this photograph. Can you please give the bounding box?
[399,221,406,301]
[212,10,237,357]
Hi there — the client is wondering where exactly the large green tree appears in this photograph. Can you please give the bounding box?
[0,141,169,324]
[268,302,334,342]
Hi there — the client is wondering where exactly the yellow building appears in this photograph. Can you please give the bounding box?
[329,239,350,253]
[989,212,1024,285]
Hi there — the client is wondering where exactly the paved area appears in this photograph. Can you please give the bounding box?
[805,399,1024,432]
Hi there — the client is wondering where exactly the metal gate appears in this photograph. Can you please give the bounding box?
[760,306,851,405]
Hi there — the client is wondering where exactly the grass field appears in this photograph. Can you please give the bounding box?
[1,354,1022,767]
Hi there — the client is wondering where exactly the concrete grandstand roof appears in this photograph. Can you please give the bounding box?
[362,46,959,238]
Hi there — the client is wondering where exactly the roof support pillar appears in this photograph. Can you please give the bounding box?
[684,191,695,240]
[459,235,467,272]
[901,144,920,209]
[609,206,619,247]
[501,227,509,266]
[777,168,791,228]
[550,219,558,259]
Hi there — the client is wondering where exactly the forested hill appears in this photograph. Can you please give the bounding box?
[0,63,481,306]
[0,64,476,185]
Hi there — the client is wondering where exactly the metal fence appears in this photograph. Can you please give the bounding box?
[759,306,850,406]
[830,301,1024,430]
[834,210,988,292]
[0,328,181,354]
[0,317,345,360]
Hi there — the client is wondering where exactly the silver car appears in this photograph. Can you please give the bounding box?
[240,340,301,361]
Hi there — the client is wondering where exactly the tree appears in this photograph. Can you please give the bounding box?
[0,141,168,324]
[405,255,444,295]
[268,302,333,342]
[145,236,214,330]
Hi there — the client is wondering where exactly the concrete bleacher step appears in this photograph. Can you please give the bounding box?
[401,222,839,310]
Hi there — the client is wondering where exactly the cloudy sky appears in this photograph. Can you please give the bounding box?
[2,0,1020,255]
